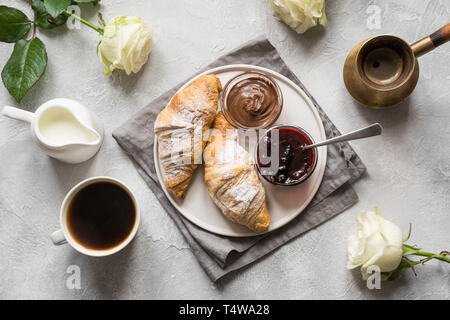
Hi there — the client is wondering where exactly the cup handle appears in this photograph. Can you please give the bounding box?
[411,23,450,58]
[51,229,67,246]
[2,106,34,123]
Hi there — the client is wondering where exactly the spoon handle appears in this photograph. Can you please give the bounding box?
[302,123,383,150]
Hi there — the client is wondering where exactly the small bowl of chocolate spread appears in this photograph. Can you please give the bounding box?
[221,72,283,129]
[255,125,318,186]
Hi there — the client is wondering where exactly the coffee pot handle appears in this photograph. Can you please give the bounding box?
[411,23,450,57]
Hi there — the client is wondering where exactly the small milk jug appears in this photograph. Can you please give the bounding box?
[3,98,104,164]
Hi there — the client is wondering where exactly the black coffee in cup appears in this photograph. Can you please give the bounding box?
[67,181,136,250]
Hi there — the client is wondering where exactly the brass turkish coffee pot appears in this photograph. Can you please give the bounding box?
[344,23,450,108]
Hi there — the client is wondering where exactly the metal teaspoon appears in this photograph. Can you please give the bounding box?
[301,123,383,151]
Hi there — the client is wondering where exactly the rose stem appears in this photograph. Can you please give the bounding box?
[413,251,450,263]
[28,0,36,39]
[63,10,104,35]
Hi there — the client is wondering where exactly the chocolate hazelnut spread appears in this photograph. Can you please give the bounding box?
[225,76,281,128]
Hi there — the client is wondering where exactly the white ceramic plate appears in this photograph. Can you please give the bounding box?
[154,64,327,237]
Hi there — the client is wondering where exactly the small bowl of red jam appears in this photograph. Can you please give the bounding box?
[255,125,318,186]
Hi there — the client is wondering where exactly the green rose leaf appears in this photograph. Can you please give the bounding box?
[72,0,101,3]
[386,258,415,281]
[33,0,68,29]
[44,0,71,18]
[1,38,48,102]
[0,6,31,43]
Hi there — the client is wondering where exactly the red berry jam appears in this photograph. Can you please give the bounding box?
[257,127,316,185]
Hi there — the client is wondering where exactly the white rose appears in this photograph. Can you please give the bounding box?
[269,0,327,34]
[347,208,403,280]
[98,16,153,76]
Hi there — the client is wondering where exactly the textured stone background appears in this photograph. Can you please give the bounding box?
[0,0,449,299]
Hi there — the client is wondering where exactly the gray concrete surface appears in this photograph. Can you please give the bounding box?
[0,0,449,299]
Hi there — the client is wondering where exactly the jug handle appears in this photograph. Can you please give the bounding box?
[411,23,450,58]
[2,106,34,123]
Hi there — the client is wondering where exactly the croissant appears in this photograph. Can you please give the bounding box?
[204,112,271,232]
[155,74,222,199]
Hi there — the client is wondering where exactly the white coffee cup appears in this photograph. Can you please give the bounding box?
[51,176,140,257]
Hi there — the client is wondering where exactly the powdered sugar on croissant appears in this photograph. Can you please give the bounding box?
[204,112,271,232]
[155,74,222,199]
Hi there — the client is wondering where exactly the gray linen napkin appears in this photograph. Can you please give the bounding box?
[112,36,366,282]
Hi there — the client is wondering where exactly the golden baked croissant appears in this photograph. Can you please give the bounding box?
[155,74,222,199]
[204,112,271,232]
